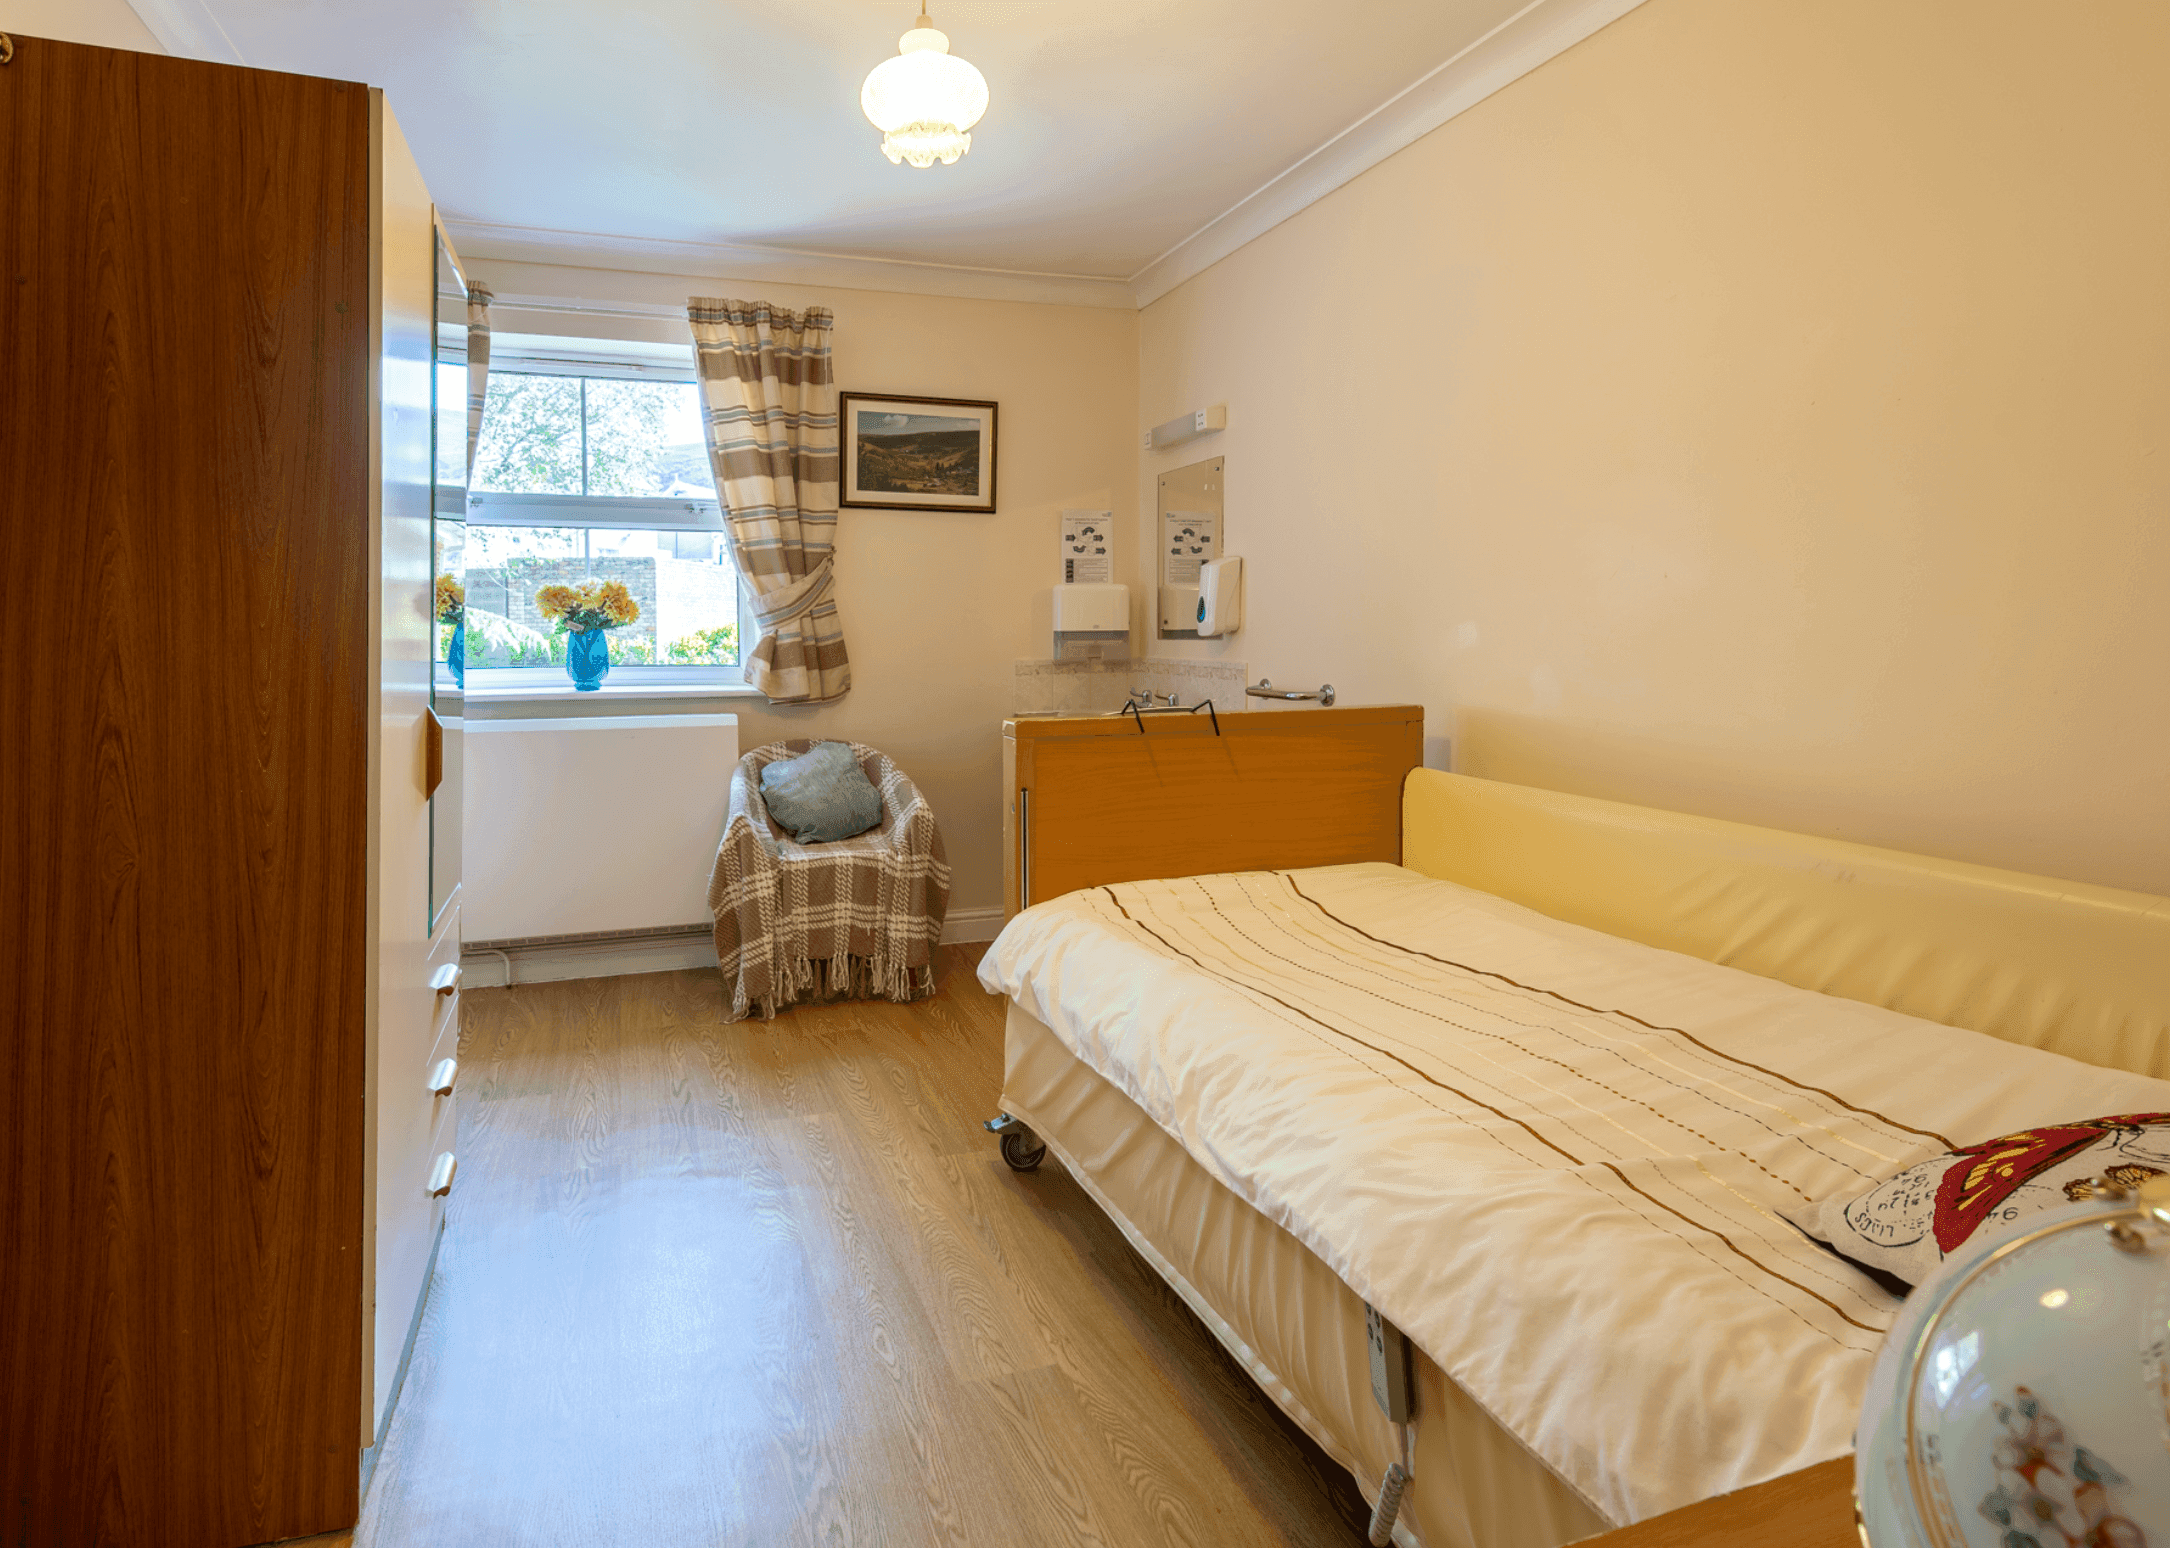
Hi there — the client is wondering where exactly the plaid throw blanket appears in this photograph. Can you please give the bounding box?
[708,741,950,1020]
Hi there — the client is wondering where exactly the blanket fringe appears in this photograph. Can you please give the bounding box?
[730,952,937,1022]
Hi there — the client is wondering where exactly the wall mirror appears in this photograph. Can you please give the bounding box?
[428,218,470,935]
[1156,455,1223,640]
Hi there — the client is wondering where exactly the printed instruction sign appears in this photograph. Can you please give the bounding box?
[1162,510,1220,586]
[1061,509,1113,584]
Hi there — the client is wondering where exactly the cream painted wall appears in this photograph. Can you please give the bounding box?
[1139,0,2170,896]
[465,258,1138,917]
[1,0,162,51]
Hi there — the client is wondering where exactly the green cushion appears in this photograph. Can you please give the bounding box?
[759,742,883,844]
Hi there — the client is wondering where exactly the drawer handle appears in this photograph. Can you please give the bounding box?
[427,1057,457,1097]
[431,963,461,997]
[428,1151,457,1198]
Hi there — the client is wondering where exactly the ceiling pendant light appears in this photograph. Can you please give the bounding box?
[860,8,988,168]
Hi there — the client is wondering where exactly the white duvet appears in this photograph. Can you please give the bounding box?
[977,863,2170,1525]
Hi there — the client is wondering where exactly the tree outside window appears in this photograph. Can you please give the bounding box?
[467,370,738,670]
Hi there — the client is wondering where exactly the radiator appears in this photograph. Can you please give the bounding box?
[462,714,739,942]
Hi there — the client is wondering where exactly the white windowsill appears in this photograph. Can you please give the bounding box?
[464,682,765,708]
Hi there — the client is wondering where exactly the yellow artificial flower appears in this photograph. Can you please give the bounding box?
[536,578,639,629]
[595,580,640,625]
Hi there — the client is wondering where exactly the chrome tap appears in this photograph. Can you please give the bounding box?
[1109,686,1185,716]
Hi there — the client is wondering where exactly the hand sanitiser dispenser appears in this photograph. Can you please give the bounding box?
[1195,556,1242,637]
[1052,583,1129,662]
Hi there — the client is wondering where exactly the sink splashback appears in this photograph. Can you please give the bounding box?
[1013,658,1248,718]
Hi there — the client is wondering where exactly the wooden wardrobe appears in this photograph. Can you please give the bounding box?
[0,35,463,1547]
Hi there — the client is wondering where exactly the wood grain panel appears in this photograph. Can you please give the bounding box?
[0,36,372,1547]
[341,954,1371,1546]
[1578,1458,1855,1548]
[1005,706,1424,916]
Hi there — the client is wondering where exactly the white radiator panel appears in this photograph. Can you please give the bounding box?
[463,714,739,941]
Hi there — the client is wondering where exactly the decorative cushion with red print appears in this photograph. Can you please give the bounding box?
[1783,1113,2170,1289]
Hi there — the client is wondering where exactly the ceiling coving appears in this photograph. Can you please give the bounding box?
[860,8,988,168]
[121,0,1646,303]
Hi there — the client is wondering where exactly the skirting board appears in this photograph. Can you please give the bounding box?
[359,1215,443,1507]
[460,907,1004,989]
[941,906,1003,945]
[462,928,717,989]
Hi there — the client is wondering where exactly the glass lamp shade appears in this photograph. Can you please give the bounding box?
[861,24,988,167]
[1854,1178,2170,1548]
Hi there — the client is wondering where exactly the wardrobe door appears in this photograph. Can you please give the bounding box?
[0,37,372,1548]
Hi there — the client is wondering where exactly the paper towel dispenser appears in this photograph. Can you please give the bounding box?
[1053,583,1129,661]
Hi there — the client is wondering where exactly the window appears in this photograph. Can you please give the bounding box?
[463,342,743,688]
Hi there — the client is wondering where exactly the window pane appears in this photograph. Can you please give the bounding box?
[460,527,584,668]
[472,374,583,495]
[462,524,739,669]
[585,379,714,497]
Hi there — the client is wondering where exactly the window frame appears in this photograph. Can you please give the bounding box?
[463,348,746,694]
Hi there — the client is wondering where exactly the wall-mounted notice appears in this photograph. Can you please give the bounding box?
[1162,510,1220,586]
[1061,509,1113,584]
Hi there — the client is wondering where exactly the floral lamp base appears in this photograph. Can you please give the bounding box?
[1854,1181,2170,1548]
[566,628,610,692]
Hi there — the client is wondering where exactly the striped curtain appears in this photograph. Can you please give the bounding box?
[465,283,492,479]
[688,298,848,704]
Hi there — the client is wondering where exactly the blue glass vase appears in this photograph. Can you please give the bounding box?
[448,620,465,688]
[566,627,610,692]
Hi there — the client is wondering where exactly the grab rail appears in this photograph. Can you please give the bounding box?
[1017,787,1032,908]
[1244,679,1335,706]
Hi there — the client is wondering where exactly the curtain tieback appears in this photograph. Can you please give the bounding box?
[750,559,835,629]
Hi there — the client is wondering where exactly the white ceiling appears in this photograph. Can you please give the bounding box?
[130,0,1640,300]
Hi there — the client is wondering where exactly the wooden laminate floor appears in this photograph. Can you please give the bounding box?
[335,948,1370,1547]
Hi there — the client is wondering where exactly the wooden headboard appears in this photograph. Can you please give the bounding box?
[1002,705,1424,917]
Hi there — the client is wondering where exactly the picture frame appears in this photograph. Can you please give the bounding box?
[839,392,999,513]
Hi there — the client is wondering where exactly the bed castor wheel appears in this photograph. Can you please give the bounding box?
[999,1129,1048,1172]
[985,1113,1047,1172]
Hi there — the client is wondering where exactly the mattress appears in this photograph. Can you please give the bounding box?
[977,862,2170,1527]
[1001,998,1611,1548]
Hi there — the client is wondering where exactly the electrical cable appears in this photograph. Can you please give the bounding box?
[1367,1422,1413,1545]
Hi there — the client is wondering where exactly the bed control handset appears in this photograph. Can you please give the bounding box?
[1365,1302,1415,1545]
[1365,1302,1412,1422]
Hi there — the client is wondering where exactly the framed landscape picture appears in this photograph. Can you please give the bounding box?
[840,392,998,513]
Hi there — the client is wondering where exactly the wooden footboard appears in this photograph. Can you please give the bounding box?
[1002,705,1425,919]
